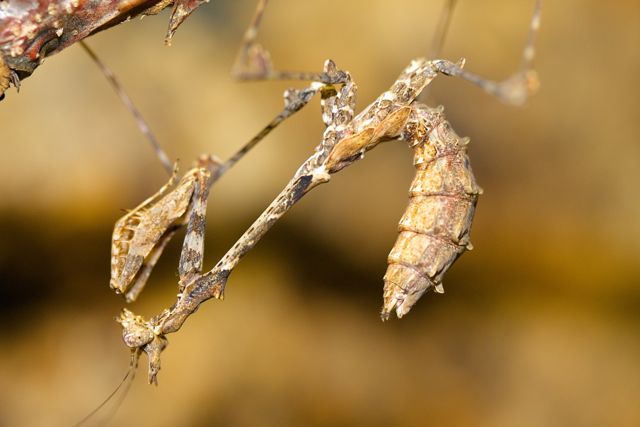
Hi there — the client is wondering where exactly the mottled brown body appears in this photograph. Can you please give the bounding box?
[319,59,482,320]
[382,106,481,319]
[111,164,212,303]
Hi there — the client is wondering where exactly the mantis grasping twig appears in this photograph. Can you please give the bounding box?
[106,0,542,384]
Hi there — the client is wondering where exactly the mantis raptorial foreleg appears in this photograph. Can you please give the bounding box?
[110,162,218,302]
[178,162,212,287]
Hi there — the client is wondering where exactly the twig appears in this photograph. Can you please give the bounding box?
[0,0,212,99]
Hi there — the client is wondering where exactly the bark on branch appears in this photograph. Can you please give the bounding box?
[0,0,208,99]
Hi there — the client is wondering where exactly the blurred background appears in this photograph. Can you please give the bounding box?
[0,0,638,425]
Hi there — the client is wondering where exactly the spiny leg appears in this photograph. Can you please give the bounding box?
[431,0,542,105]
[175,157,225,288]
[111,164,180,296]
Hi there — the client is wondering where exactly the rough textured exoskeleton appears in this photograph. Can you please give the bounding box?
[318,58,483,319]
[383,104,482,318]
[111,156,219,303]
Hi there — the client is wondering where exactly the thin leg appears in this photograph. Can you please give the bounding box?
[229,0,355,171]
[215,59,352,184]
[9,70,20,92]
[428,0,458,60]
[231,0,349,84]
[419,0,458,102]
[80,41,174,176]
[213,85,321,181]
[231,0,272,80]
[432,0,541,106]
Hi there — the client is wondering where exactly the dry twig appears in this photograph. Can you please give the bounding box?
[0,0,211,99]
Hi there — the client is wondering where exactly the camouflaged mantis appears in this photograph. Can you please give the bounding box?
[106,0,541,383]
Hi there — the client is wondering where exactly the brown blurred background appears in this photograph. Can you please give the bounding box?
[0,0,639,426]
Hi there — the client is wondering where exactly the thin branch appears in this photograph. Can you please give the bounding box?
[0,0,211,99]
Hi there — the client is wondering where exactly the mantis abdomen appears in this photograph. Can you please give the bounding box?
[382,108,482,319]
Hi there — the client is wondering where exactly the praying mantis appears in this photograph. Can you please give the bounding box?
[100,0,542,384]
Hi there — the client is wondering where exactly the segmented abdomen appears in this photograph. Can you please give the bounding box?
[382,107,481,319]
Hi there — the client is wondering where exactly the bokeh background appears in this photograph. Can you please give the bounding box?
[0,0,638,426]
